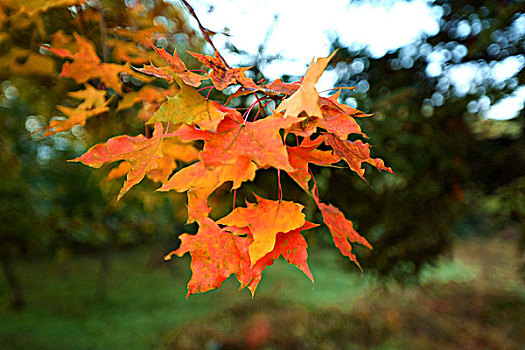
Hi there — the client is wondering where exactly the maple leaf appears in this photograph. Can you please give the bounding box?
[225,78,300,105]
[325,133,393,180]
[319,91,372,118]
[287,107,365,140]
[158,156,257,223]
[265,79,301,96]
[46,105,109,136]
[189,51,260,91]
[317,108,365,140]
[109,38,150,65]
[231,221,318,295]
[116,86,168,111]
[113,27,165,47]
[0,47,55,76]
[43,84,110,136]
[43,33,133,93]
[217,194,306,265]
[1,0,86,15]
[148,45,207,87]
[286,136,340,190]
[175,114,297,171]
[147,80,239,132]
[285,89,370,140]
[165,218,241,297]
[69,84,107,109]
[275,51,336,118]
[314,196,372,270]
[101,161,132,184]
[70,122,166,200]
[135,63,176,84]
[145,136,200,183]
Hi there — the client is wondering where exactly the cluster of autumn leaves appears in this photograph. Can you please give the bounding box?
[19,0,393,297]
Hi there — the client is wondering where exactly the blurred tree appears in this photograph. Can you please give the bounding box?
[321,0,524,279]
[0,0,202,307]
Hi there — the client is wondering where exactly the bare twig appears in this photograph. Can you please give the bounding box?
[179,0,229,68]
[94,0,109,63]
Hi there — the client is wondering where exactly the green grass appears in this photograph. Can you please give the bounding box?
[0,239,513,350]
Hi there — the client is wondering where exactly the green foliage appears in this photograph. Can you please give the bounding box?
[307,0,525,279]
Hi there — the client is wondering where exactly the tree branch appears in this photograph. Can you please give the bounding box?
[179,0,229,68]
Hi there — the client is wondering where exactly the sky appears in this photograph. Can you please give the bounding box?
[183,0,524,121]
[191,0,440,79]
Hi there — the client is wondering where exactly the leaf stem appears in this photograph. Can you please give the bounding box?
[206,86,214,100]
[277,169,283,201]
[243,96,273,123]
[197,86,214,100]
[309,167,319,199]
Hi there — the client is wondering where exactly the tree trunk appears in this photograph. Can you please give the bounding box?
[0,251,25,310]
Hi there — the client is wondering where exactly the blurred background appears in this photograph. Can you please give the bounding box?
[0,0,524,349]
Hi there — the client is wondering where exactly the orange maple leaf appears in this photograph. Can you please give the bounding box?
[71,122,167,200]
[135,63,176,84]
[225,78,300,105]
[145,136,200,183]
[175,114,297,171]
[158,157,257,223]
[319,90,372,118]
[216,195,306,265]
[43,33,132,93]
[230,221,318,296]
[43,84,109,136]
[116,86,167,111]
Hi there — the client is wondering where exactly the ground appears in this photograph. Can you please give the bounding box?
[1,236,524,349]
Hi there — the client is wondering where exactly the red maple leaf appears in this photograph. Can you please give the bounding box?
[286,136,340,190]
[325,133,393,180]
[189,51,260,91]
[165,218,242,298]
[136,45,207,87]
[314,195,372,270]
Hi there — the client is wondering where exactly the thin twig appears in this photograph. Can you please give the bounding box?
[94,0,109,63]
[179,0,229,68]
